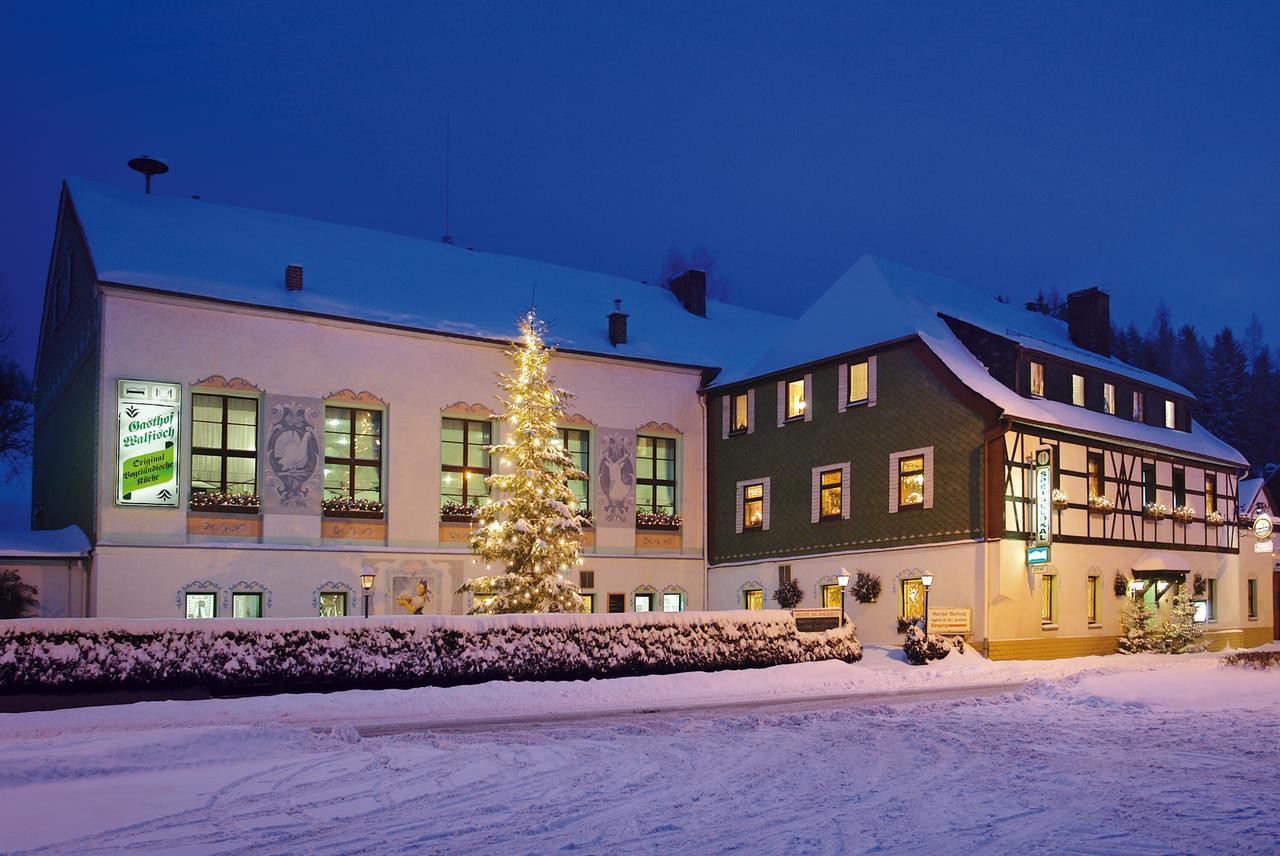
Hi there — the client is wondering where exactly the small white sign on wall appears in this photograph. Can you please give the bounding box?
[927,607,972,635]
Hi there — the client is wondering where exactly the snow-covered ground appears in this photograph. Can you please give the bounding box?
[2,646,1279,854]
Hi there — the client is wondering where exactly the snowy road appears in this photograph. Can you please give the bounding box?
[3,649,1280,854]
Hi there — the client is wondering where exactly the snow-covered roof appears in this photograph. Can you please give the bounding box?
[1239,477,1275,515]
[0,526,89,559]
[712,256,1243,466]
[66,178,789,370]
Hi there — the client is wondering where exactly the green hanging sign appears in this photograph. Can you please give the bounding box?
[116,379,181,506]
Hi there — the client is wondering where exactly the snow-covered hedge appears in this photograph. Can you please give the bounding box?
[0,610,861,695]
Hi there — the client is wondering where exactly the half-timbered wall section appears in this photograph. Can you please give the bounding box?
[1003,424,1239,553]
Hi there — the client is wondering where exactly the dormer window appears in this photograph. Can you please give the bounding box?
[1029,362,1045,398]
[1132,391,1144,422]
[1071,373,1085,407]
[1102,382,1116,415]
[1164,399,1176,429]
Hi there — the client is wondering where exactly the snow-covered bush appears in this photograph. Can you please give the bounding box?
[1118,597,1157,654]
[1223,651,1280,670]
[851,571,881,604]
[0,571,38,619]
[1160,586,1205,654]
[0,611,862,695]
[773,578,804,609]
[1113,572,1130,598]
[903,625,953,666]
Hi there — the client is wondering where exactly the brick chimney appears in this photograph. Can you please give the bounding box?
[1066,286,1111,357]
[608,299,628,346]
[285,264,303,292]
[671,269,706,317]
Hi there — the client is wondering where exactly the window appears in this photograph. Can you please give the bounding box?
[557,428,590,512]
[1205,475,1217,514]
[1029,361,1045,397]
[730,393,749,434]
[1248,579,1258,619]
[1132,391,1145,422]
[819,469,842,519]
[440,417,492,509]
[1087,452,1105,498]
[581,593,595,613]
[898,456,925,509]
[662,592,684,612]
[1142,463,1157,506]
[1071,374,1085,406]
[607,593,626,613]
[579,570,595,589]
[232,592,262,618]
[743,483,765,529]
[744,588,764,610]
[184,592,216,619]
[1041,575,1057,625]
[1103,383,1116,415]
[900,578,925,620]
[191,394,258,496]
[634,592,655,612]
[848,362,869,404]
[778,564,792,585]
[1165,399,1176,429]
[1086,576,1099,625]
[1172,469,1186,507]
[821,583,842,609]
[324,407,382,502]
[785,379,806,420]
[319,592,348,617]
[1206,578,1217,621]
[635,435,676,516]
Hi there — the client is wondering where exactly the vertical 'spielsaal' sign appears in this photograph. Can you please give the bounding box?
[116,378,181,506]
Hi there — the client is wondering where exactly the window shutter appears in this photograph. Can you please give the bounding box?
[721,395,730,440]
[923,449,934,509]
[842,462,852,519]
[810,467,822,523]
[746,389,755,434]
[803,374,813,421]
[580,570,595,589]
[735,483,745,534]
[776,381,785,428]
[838,365,848,414]
[888,454,899,514]
[762,477,772,530]
[867,355,878,407]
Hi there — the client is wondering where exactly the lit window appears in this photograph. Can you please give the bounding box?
[558,427,590,513]
[636,435,677,516]
[581,593,595,613]
[1132,391,1144,422]
[1103,383,1116,415]
[232,592,262,618]
[1041,575,1057,625]
[743,483,764,529]
[319,592,348,617]
[662,592,683,612]
[441,417,491,511]
[848,362,869,404]
[731,393,749,434]
[821,583,842,609]
[1206,579,1217,621]
[820,469,842,519]
[634,592,655,613]
[192,394,258,498]
[744,588,764,610]
[324,407,383,503]
[1205,475,1217,514]
[1086,576,1099,624]
[184,592,216,619]
[900,578,924,620]
[1248,580,1258,619]
[1029,362,1045,397]
[1087,453,1105,498]
[1072,374,1085,406]
[1165,399,1176,429]
[785,379,806,420]
[898,456,925,508]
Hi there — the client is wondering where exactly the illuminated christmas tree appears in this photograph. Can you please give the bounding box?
[1161,583,1206,654]
[1117,593,1157,654]
[458,311,589,614]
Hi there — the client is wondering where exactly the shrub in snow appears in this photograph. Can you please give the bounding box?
[903,625,952,666]
[1117,597,1158,654]
[1160,586,1205,654]
[0,570,38,619]
[1223,651,1280,670]
[1192,573,1207,597]
[896,616,924,634]
[1113,572,1130,598]
[773,578,804,609]
[0,611,862,696]
[851,571,881,604]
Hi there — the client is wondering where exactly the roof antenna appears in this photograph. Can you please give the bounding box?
[441,113,454,245]
[128,155,169,194]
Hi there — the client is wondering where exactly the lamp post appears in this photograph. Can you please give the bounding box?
[836,571,850,629]
[920,573,934,634]
[360,569,376,618]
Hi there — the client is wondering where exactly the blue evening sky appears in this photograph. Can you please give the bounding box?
[2,1,1277,372]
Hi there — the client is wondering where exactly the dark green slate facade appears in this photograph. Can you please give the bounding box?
[708,340,996,565]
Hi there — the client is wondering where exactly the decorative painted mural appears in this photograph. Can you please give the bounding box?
[262,395,323,515]
[373,558,455,615]
[595,429,636,527]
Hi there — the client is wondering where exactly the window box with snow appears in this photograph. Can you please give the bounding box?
[636,511,682,531]
[1087,495,1114,514]
[440,501,479,523]
[1205,509,1226,527]
[1051,489,1070,510]
[189,491,261,515]
[1171,505,1196,524]
[322,497,385,519]
[1143,502,1170,521]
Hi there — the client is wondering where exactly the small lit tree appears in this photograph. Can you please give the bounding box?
[458,312,588,614]
[1118,593,1157,654]
[1161,583,1206,654]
